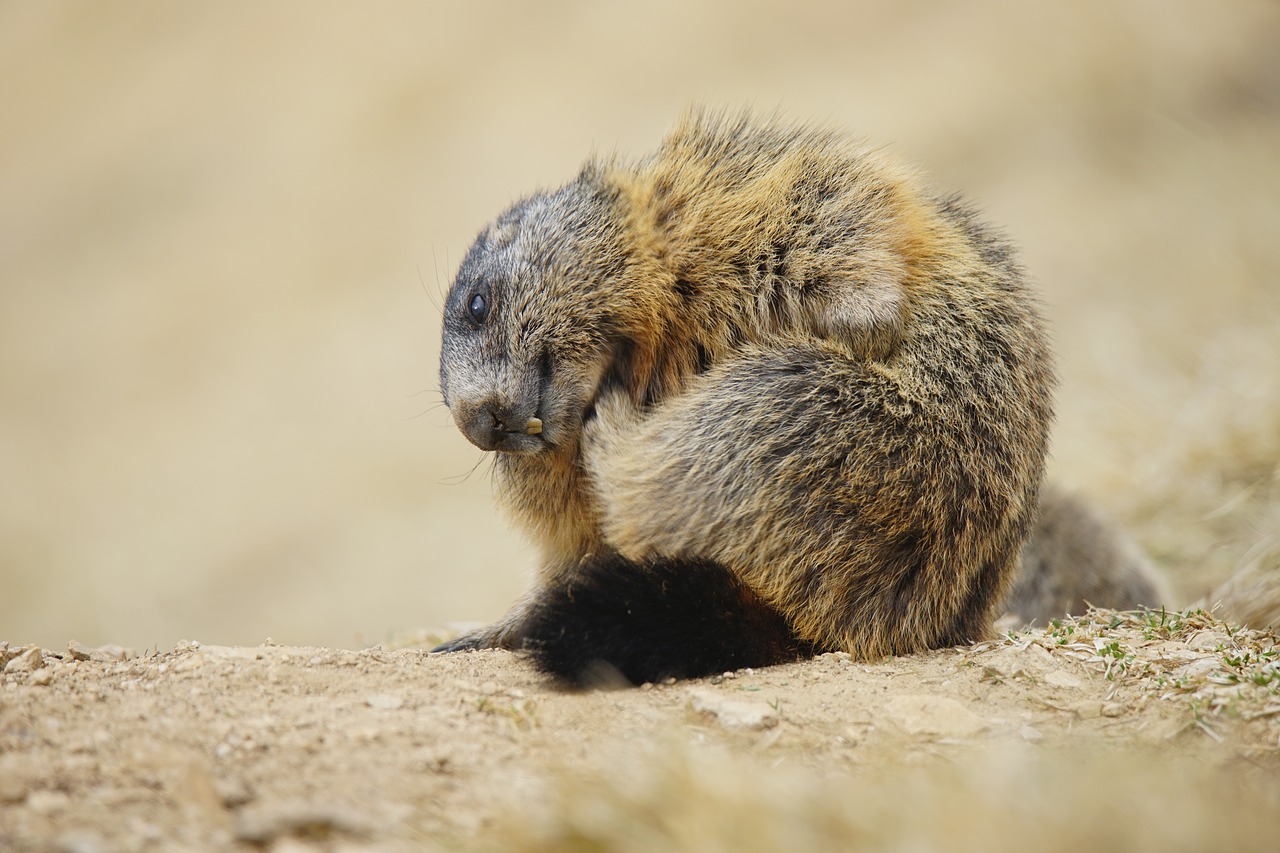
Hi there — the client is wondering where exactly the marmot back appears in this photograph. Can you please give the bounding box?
[434,111,1129,685]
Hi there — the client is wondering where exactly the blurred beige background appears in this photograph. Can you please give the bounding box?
[2,1,1277,651]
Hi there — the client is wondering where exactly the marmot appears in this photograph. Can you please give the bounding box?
[434,110,1164,685]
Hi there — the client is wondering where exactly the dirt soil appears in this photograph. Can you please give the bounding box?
[3,610,1278,851]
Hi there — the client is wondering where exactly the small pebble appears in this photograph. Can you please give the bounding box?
[364,693,404,710]
[687,689,779,731]
[4,646,42,673]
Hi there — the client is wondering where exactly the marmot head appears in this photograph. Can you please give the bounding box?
[440,175,656,455]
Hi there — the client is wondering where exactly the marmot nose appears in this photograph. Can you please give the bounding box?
[456,400,541,452]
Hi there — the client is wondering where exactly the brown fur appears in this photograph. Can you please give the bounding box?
[1007,485,1172,626]
[437,109,1065,667]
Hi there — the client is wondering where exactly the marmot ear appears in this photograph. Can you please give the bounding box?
[811,273,905,361]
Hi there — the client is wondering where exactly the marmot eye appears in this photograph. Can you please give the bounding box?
[468,293,488,323]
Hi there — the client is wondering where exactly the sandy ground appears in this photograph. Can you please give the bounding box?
[3,610,1278,851]
[3,2,1280,850]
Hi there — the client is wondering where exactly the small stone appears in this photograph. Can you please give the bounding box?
[1066,700,1105,719]
[29,667,54,686]
[67,640,93,661]
[364,693,404,711]
[686,689,779,731]
[884,694,988,739]
[174,656,206,673]
[1020,725,1044,742]
[4,646,42,673]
